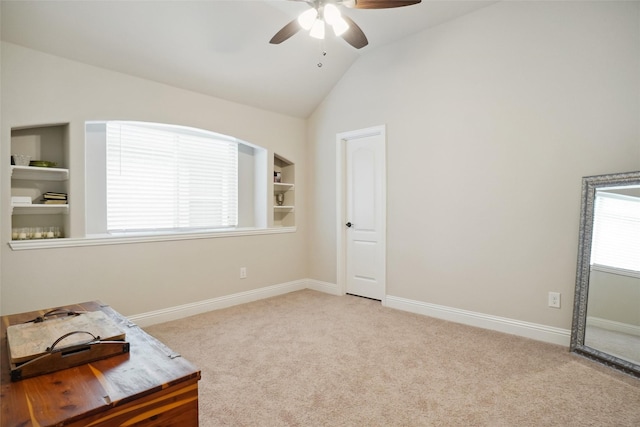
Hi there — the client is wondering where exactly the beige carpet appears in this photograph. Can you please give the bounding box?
[145,290,640,426]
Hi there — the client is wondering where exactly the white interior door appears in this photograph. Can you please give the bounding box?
[341,128,386,301]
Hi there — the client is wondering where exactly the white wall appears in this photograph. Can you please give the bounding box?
[1,42,308,316]
[308,1,640,329]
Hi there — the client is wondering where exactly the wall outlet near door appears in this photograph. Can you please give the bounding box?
[548,292,561,308]
[240,267,247,279]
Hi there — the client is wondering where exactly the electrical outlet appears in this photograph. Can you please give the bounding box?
[548,292,561,308]
[240,267,247,279]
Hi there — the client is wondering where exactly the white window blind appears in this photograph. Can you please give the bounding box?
[591,191,640,272]
[106,122,238,232]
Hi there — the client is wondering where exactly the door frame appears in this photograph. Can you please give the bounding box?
[336,125,387,304]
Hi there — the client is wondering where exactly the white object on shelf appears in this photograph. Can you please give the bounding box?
[12,154,32,166]
[11,196,32,205]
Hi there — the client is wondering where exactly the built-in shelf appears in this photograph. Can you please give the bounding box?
[11,204,69,215]
[274,182,294,193]
[10,123,70,239]
[273,154,295,228]
[11,165,69,181]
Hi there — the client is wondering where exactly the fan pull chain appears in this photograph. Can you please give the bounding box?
[317,40,327,68]
[317,51,327,68]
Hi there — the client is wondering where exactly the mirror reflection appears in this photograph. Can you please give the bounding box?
[584,187,640,365]
[571,171,640,377]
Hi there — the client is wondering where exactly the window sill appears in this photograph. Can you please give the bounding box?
[591,264,640,279]
[7,227,297,251]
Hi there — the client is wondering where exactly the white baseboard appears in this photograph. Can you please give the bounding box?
[587,316,640,337]
[306,279,341,295]
[386,295,571,346]
[129,280,571,346]
[129,280,308,327]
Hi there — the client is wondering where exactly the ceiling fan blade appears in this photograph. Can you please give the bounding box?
[340,15,368,49]
[269,19,302,44]
[347,0,421,9]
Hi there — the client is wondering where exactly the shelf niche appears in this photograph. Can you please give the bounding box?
[273,153,295,228]
[10,124,70,239]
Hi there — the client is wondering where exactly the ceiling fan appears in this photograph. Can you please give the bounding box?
[269,0,422,49]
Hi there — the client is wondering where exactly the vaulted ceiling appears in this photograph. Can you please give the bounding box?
[1,1,495,118]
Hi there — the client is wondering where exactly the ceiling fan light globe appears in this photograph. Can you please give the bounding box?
[323,4,342,26]
[332,17,349,37]
[298,8,318,30]
[309,19,326,39]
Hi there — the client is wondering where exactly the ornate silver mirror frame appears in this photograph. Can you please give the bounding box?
[570,170,640,378]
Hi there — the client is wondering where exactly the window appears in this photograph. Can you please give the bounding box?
[591,191,640,273]
[86,121,267,237]
[106,122,238,232]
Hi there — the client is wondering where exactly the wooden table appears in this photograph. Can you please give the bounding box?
[1,301,200,426]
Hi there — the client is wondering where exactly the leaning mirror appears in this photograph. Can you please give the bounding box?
[571,171,640,377]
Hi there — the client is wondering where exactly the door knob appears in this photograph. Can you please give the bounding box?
[346,222,353,228]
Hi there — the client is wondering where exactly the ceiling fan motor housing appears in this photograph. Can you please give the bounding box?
[269,0,422,49]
